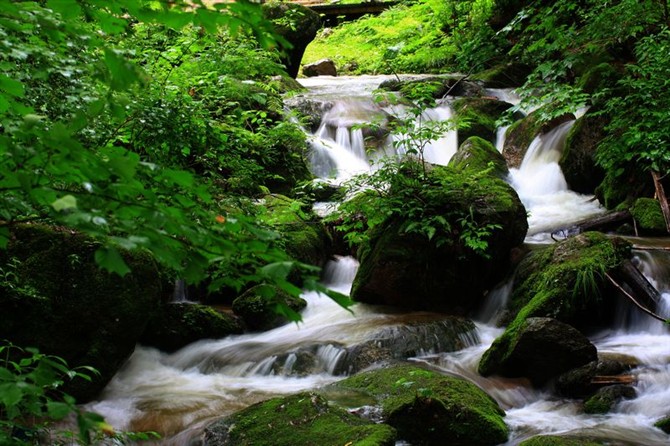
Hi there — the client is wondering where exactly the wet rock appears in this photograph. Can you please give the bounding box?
[351,165,527,314]
[378,76,483,98]
[583,385,636,414]
[556,356,635,398]
[451,97,515,145]
[302,58,337,77]
[283,96,333,133]
[204,392,396,446]
[232,284,307,332]
[0,224,167,402]
[334,363,508,446]
[262,3,321,78]
[449,136,509,179]
[479,317,598,386]
[519,435,608,446]
[560,112,607,194]
[140,303,243,353]
[655,415,670,434]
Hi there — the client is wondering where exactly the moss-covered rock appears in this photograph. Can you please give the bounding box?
[478,317,597,385]
[259,194,333,271]
[203,392,396,446]
[140,303,243,352]
[472,62,532,88]
[654,415,670,434]
[351,165,527,314]
[232,284,307,331]
[452,97,514,145]
[519,435,608,446]
[503,109,574,168]
[583,385,636,414]
[334,364,508,446]
[0,224,168,401]
[502,232,631,329]
[378,76,483,99]
[262,3,321,78]
[449,136,509,179]
[630,197,667,234]
[560,112,607,194]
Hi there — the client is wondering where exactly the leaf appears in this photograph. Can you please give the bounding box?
[104,49,140,91]
[0,74,24,98]
[51,195,77,212]
[94,247,131,276]
[46,0,82,20]
[260,261,294,281]
[47,401,72,420]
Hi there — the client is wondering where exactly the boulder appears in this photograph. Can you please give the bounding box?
[378,76,483,99]
[351,165,527,314]
[472,62,532,88]
[583,385,636,414]
[140,303,243,353]
[0,224,168,401]
[478,317,597,386]
[302,58,337,77]
[334,363,508,446]
[451,97,514,145]
[560,112,607,194]
[503,109,574,168]
[449,136,509,179]
[630,197,667,235]
[501,232,631,329]
[284,96,333,133]
[203,392,396,446]
[262,3,321,78]
[232,284,307,331]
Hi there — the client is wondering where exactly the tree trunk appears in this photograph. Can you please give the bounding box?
[651,171,670,234]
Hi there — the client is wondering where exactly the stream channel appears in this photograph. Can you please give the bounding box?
[88,76,670,445]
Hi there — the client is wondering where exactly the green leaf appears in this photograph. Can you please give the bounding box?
[51,195,78,212]
[260,261,294,281]
[47,401,72,420]
[94,247,131,276]
[0,74,24,98]
[46,0,82,20]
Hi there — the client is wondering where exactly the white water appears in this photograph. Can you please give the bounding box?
[88,76,670,445]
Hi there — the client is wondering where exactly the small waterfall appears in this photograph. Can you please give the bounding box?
[496,125,510,153]
[172,279,189,303]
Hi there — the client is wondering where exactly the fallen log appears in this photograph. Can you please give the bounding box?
[611,259,661,308]
[552,210,632,239]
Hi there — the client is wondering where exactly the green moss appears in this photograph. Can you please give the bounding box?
[519,435,607,446]
[204,392,396,446]
[233,284,307,331]
[335,364,508,446]
[630,197,667,233]
[472,62,531,88]
[449,136,509,178]
[452,98,513,145]
[654,415,670,434]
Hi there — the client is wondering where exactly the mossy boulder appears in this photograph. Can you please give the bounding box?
[140,303,243,352]
[232,284,307,331]
[583,385,636,414]
[334,364,508,446]
[630,197,667,234]
[259,194,333,271]
[351,165,527,314]
[449,136,509,179]
[472,62,532,88]
[654,415,670,434]
[503,109,574,168]
[560,112,607,194]
[378,76,483,99]
[452,97,514,145]
[203,392,396,446]
[0,224,168,401]
[519,435,608,446]
[262,3,321,78]
[478,317,597,386]
[502,232,631,329]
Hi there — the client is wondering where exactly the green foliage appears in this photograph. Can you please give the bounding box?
[0,341,158,445]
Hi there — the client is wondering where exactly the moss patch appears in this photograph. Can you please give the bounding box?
[519,435,607,446]
[630,197,667,234]
[334,364,508,446]
[204,392,396,446]
[452,97,514,145]
[449,136,509,178]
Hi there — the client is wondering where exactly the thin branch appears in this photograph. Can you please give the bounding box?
[606,272,667,323]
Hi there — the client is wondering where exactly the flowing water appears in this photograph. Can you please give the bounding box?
[88,76,670,445]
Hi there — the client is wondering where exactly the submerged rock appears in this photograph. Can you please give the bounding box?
[203,392,396,446]
[478,317,597,386]
[140,303,243,353]
[334,363,508,446]
[0,224,167,401]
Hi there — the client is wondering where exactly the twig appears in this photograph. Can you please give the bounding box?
[606,272,667,323]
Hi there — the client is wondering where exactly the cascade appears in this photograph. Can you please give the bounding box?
[88,76,670,445]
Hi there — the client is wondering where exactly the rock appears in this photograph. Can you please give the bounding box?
[283,96,333,133]
[140,303,243,353]
[232,284,307,331]
[630,197,667,235]
[452,97,515,145]
[203,392,397,446]
[583,385,636,414]
[334,363,508,446]
[351,165,527,314]
[655,415,670,434]
[503,108,574,168]
[502,232,631,329]
[302,58,337,77]
[378,76,483,98]
[473,62,532,88]
[449,136,509,179]
[0,224,167,401]
[556,356,635,398]
[479,317,597,386]
[519,435,608,446]
[262,3,321,78]
[560,112,607,194]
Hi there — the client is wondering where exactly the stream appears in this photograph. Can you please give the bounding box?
[88,76,670,445]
